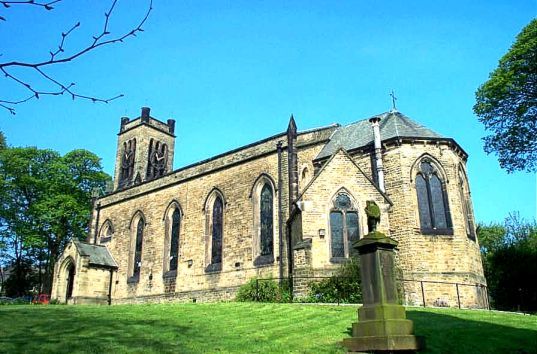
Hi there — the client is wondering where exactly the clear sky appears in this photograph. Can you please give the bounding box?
[1,0,535,224]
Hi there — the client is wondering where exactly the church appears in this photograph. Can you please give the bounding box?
[51,106,486,307]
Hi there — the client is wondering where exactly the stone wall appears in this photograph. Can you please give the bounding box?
[52,242,113,305]
[297,149,392,273]
[380,141,485,308]
[89,127,334,303]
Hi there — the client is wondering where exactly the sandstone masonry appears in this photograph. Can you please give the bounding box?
[52,108,486,308]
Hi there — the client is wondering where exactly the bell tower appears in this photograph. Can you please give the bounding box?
[114,107,176,190]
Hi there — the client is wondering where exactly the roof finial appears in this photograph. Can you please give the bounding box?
[389,90,398,112]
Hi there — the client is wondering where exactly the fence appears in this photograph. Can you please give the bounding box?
[254,276,489,310]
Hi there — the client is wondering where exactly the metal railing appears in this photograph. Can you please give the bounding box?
[253,276,489,310]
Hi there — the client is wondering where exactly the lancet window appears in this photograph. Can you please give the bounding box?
[415,159,452,234]
[330,192,360,260]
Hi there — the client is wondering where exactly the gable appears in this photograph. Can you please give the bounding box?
[298,148,392,206]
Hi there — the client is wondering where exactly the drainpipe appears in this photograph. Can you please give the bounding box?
[92,202,101,244]
[107,269,114,305]
[369,116,385,192]
[277,141,284,282]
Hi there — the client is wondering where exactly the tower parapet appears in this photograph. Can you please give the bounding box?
[114,107,176,190]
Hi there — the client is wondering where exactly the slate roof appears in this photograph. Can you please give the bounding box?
[73,240,118,269]
[315,110,446,160]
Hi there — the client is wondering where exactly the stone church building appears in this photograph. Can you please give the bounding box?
[52,106,486,307]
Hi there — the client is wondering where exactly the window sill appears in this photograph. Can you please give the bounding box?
[329,257,348,264]
[205,263,222,273]
[421,228,454,236]
[163,270,177,279]
[100,236,112,244]
[254,255,274,267]
[127,275,139,284]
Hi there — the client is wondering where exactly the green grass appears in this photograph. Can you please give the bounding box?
[0,302,535,353]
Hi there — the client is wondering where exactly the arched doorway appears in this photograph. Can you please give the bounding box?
[65,263,75,302]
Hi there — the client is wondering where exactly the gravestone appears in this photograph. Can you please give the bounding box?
[342,201,424,353]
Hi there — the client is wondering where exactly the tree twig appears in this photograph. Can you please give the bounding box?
[0,0,61,20]
[0,0,153,115]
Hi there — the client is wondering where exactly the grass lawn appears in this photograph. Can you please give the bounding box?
[0,302,535,353]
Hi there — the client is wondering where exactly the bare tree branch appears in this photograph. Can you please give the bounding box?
[0,0,153,115]
[1,0,61,20]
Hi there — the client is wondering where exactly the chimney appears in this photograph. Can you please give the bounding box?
[167,119,176,134]
[369,116,385,192]
[141,107,150,123]
[120,117,129,132]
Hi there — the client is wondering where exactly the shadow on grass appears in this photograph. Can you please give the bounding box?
[1,305,535,354]
[406,310,537,354]
[340,309,536,354]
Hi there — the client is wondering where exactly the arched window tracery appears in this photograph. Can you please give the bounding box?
[330,191,360,261]
[415,159,452,234]
[99,220,114,244]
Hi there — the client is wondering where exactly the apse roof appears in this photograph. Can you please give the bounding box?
[315,110,446,160]
[73,240,118,269]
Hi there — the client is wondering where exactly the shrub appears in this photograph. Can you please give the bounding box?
[236,278,291,303]
[305,258,362,304]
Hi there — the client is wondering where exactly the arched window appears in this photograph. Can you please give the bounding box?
[211,196,223,266]
[415,159,452,234]
[259,184,274,257]
[119,138,136,187]
[458,167,476,241]
[169,208,181,271]
[330,192,360,261]
[128,215,145,283]
[99,220,113,244]
[251,175,276,267]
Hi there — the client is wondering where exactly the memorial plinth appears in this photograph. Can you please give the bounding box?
[342,225,424,353]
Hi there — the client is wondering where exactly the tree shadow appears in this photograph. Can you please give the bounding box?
[340,309,537,354]
[407,310,536,354]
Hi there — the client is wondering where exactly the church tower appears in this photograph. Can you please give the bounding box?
[113,107,175,190]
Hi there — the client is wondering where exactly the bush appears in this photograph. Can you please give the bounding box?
[305,258,362,304]
[236,278,291,303]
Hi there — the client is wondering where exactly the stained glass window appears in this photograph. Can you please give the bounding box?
[211,196,223,264]
[133,218,144,277]
[430,175,447,228]
[169,208,181,271]
[459,172,476,241]
[346,212,359,256]
[416,175,432,229]
[260,184,273,256]
[415,160,452,233]
[330,211,344,257]
[335,194,352,210]
[330,193,360,259]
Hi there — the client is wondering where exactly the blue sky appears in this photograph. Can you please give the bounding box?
[1,0,535,224]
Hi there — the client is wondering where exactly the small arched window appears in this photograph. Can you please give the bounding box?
[169,208,181,271]
[330,192,360,261]
[415,159,452,234]
[260,183,274,257]
[211,196,224,266]
[251,175,276,267]
[130,218,144,281]
[99,221,113,244]
[458,167,476,241]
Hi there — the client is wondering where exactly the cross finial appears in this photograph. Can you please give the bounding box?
[389,90,397,111]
